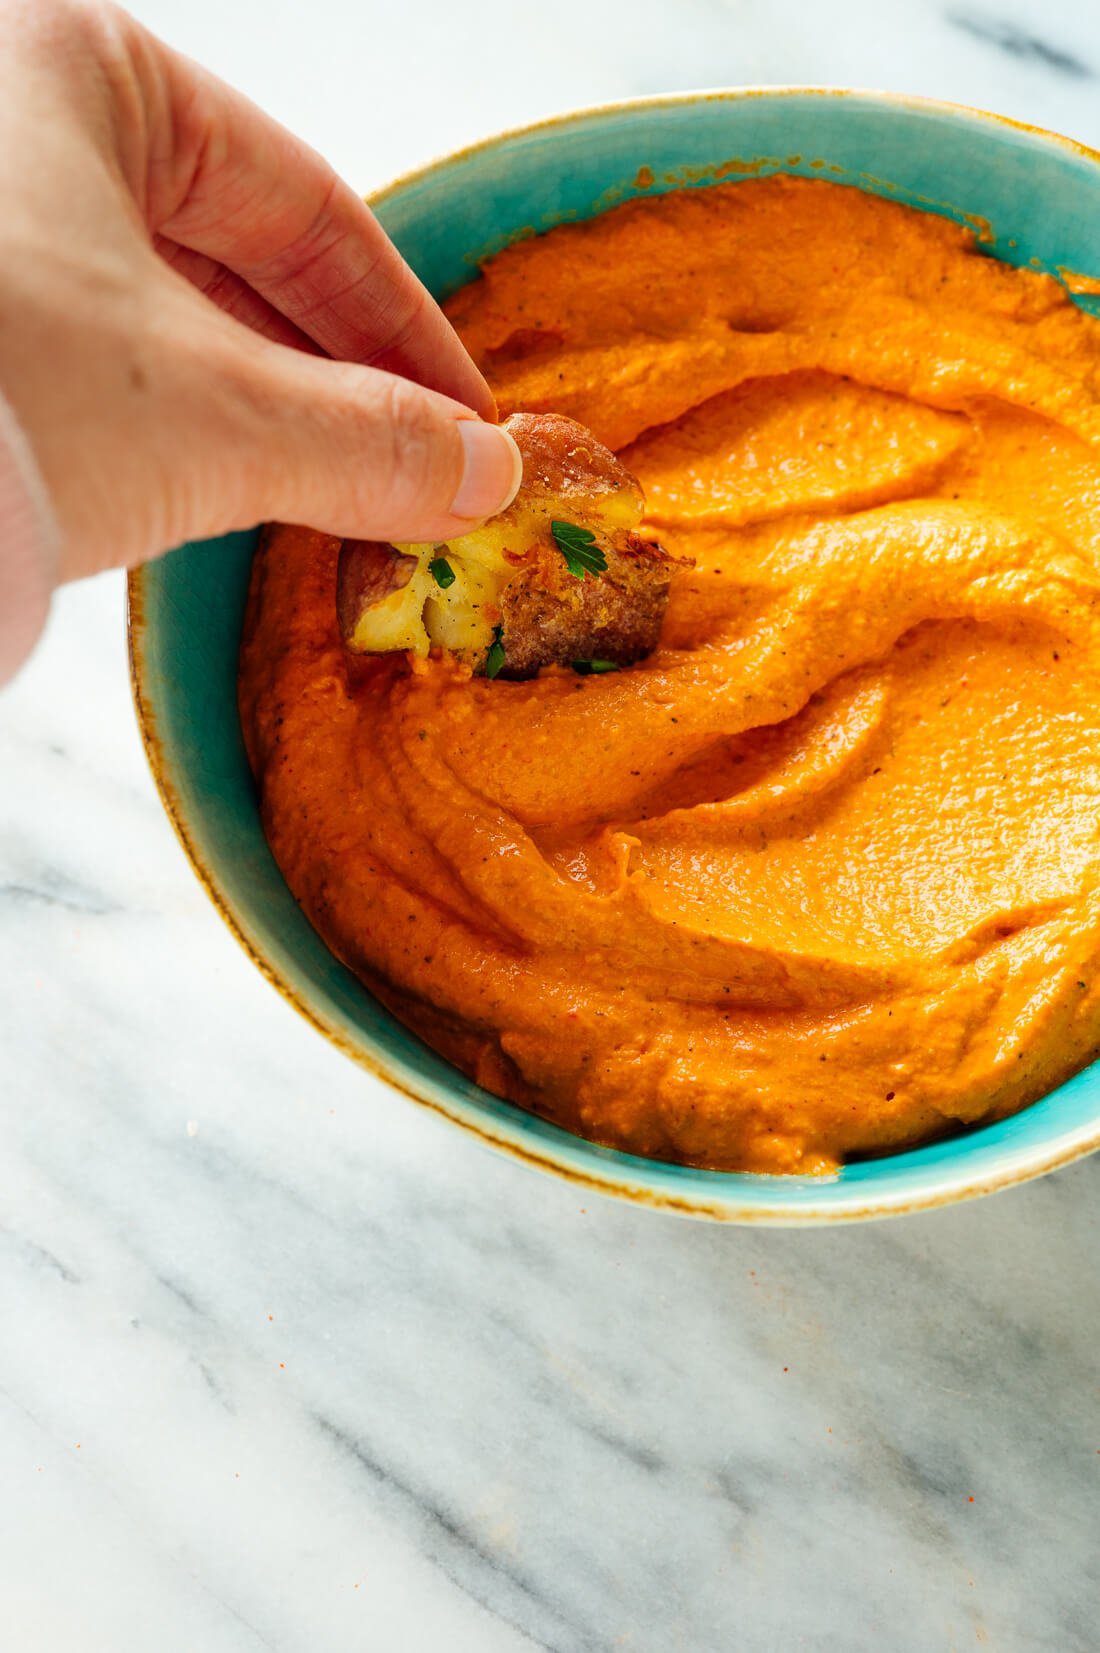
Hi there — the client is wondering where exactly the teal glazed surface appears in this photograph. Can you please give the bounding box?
[129,90,1100,1222]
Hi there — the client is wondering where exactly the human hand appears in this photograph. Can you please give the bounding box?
[0,0,521,613]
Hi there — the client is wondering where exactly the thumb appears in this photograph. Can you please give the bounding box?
[233,343,522,545]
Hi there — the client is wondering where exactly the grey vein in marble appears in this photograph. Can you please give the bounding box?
[947,9,1094,77]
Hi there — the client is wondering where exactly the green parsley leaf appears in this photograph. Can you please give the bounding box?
[571,659,620,675]
[485,624,506,679]
[551,519,608,580]
[429,556,456,589]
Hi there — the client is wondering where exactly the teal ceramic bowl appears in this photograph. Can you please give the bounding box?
[129,88,1100,1223]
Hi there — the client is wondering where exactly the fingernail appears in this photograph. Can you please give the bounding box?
[451,420,523,519]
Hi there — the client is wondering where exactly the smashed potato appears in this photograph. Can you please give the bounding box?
[336,412,684,677]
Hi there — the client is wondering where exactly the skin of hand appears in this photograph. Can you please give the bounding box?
[0,0,522,583]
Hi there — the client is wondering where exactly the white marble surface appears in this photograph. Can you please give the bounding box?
[5,2,1100,1648]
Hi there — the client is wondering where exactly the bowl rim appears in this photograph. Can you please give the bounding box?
[366,82,1100,217]
[128,84,1100,1224]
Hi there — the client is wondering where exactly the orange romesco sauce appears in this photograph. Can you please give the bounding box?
[239,176,1100,1174]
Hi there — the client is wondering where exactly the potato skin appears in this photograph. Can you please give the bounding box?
[496,530,676,676]
[336,540,417,636]
[501,411,644,522]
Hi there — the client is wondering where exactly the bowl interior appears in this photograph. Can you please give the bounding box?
[130,90,1100,1221]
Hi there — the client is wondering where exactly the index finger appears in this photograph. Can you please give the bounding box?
[135,27,495,418]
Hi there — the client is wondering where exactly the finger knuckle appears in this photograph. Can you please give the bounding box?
[362,375,457,518]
